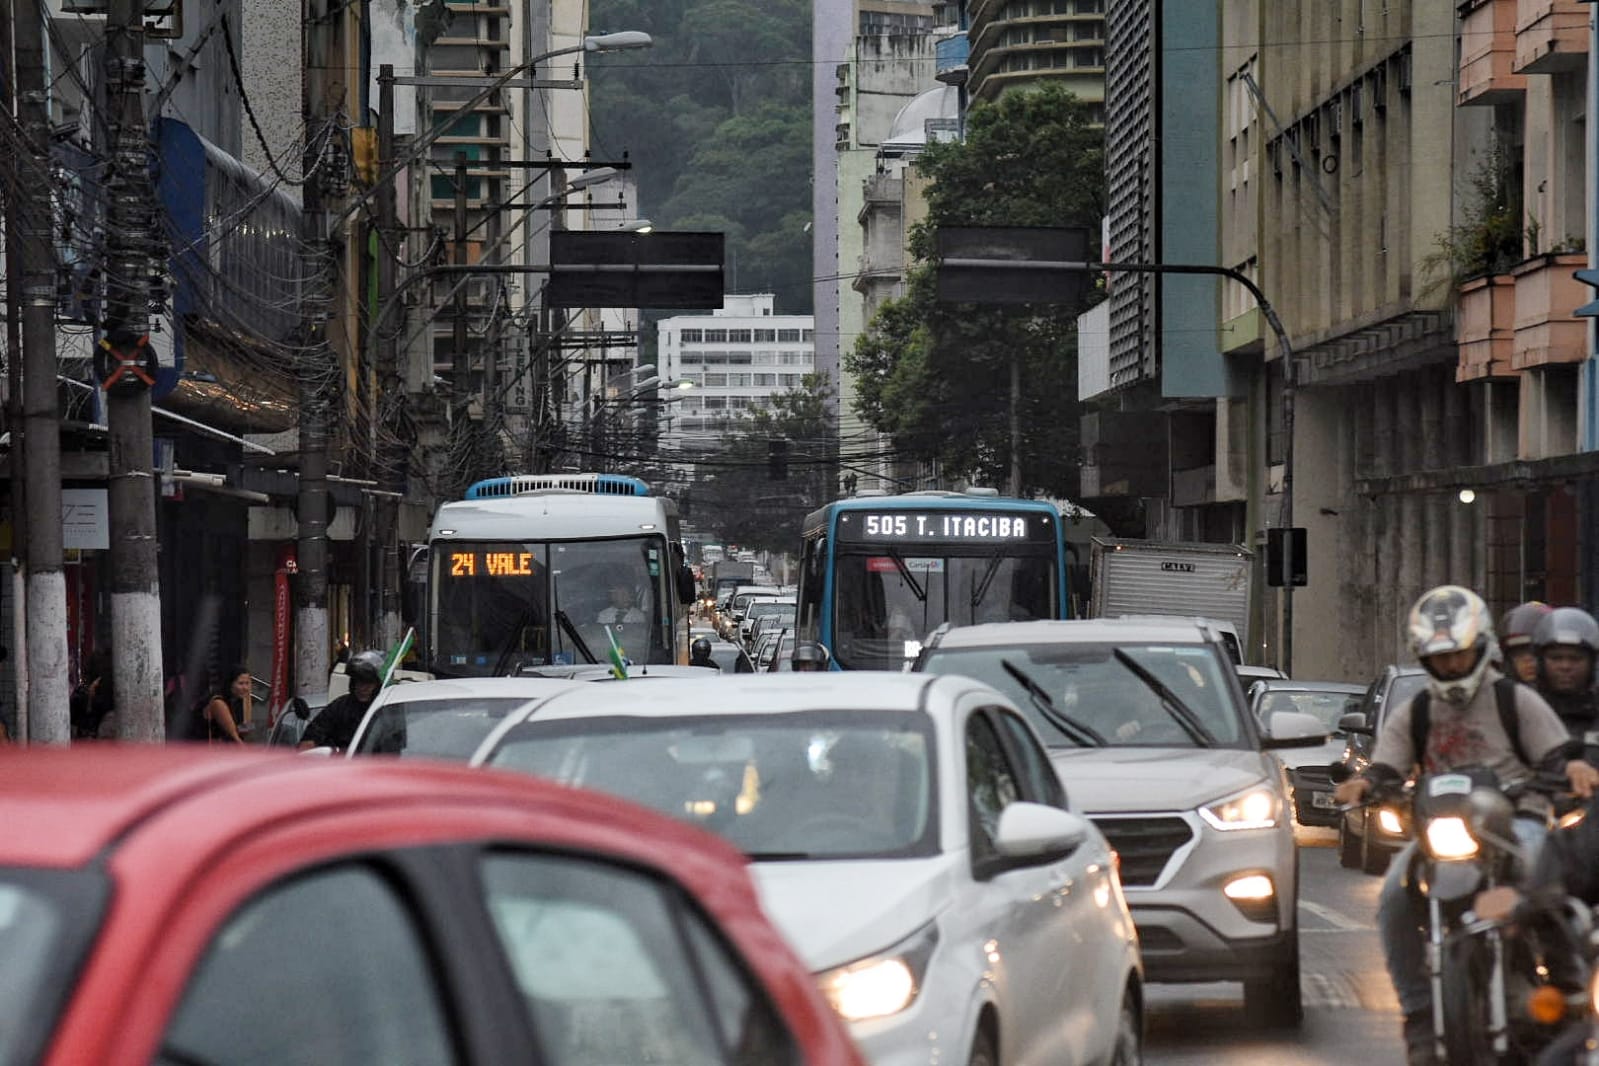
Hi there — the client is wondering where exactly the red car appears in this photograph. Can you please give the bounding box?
[0,746,863,1066]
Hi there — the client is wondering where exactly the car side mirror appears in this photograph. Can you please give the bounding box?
[1327,761,1353,784]
[1260,709,1330,750]
[1337,712,1373,736]
[993,802,1089,861]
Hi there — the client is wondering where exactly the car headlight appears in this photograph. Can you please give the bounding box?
[1424,816,1479,860]
[817,922,939,1022]
[1377,807,1405,835]
[1198,786,1280,831]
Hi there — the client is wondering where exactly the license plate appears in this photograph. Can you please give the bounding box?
[1310,791,1336,809]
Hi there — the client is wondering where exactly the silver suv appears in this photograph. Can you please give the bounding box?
[914,618,1327,1028]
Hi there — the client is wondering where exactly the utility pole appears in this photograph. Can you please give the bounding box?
[1,0,30,743]
[1007,355,1022,497]
[15,0,69,742]
[453,151,470,403]
[375,65,403,648]
[295,0,334,703]
[102,0,164,742]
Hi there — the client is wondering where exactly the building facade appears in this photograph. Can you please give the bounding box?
[965,0,1105,114]
[657,296,817,462]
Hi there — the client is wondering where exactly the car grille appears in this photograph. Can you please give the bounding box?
[1293,765,1333,788]
[1090,816,1194,887]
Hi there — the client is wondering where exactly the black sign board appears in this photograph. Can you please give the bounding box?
[935,226,1092,306]
[836,509,1054,545]
[1266,527,1307,587]
[549,231,724,309]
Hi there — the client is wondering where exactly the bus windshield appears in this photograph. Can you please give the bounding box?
[432,537,669,676]
[832,551,1055,670]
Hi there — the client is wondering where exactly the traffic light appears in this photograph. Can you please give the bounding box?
[768,438,788,481]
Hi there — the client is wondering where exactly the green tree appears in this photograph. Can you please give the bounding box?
[847,86,1104,497]
[694,374,836,554]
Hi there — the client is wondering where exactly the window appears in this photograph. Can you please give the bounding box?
[801,329,814,342]
[727,352,752,365]
[703,353,728,366]
[160,865,456,1066]
[680,352,704,365]
[481,852,795,1065]
[704,329,728,343]
[726,329,752,343]
[681,329,703,343]
[777,329,801,343]
[728,374,751,388]
[754,329,776,343]
[991,710,1067,809]
[754,374,775,387]
[753,352,774,365]
[704,374,728,387]
[966,715,1022,861]
[703,397,726,410]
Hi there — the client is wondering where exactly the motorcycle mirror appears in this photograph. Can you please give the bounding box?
[1466,787,1516,843]
[289,697,311,721]
[1326,762,1353,784]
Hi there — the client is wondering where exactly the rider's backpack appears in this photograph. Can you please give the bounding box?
[1408,676,1530,771]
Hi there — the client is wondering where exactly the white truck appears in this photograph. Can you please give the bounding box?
[1088,537,1254,662]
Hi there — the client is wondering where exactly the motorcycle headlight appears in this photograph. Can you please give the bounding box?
[1377,807,1405,835]
[1198,786,1280,831]
[1590,968,1599,1018]
[817,922,939,1022]
[1424,816,1480,860]
[1557,807,1587,831]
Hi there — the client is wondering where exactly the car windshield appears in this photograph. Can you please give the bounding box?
[353,697,529,759]
[1381,672,1428,723]
[483,711,938,860]
[920,642,1246,748]
[1253,688,1363,732]
[0,870,105,1066]
[433,537,670,676]
[832,552,1056,670]
[747,602,793,621]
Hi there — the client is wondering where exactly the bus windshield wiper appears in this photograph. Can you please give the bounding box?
[1000,658,1105,747]
[1111,649,1217,747]
[971,548,1006,612]
[885,547,927,602]
[555,609,598,664]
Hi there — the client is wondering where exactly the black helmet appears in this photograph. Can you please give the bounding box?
[1532,607,1599,655]
[690,637,713,660]
[1499,601,1552,651]
[791,642,830,671]
[347,649,385,686]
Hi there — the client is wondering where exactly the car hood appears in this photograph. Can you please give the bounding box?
[1048,747,1273,813]
[749,856,952,973]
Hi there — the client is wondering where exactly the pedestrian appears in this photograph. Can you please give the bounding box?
[193,666,251,745]
[70,648,115,740]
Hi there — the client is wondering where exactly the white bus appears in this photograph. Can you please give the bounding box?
[420,474,695,676]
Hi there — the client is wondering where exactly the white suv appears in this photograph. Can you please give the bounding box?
[914,618,1327,1028]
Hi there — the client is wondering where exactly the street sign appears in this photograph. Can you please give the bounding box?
[935,226,1092,306]
[549,231,724,309]
[1265,527,1307,587]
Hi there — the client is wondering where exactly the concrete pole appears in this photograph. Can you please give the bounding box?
[376,65,403,649]
[295,127,331,699]
[15,0,69,742]
[103,0,165,742]
[1,0,28,743]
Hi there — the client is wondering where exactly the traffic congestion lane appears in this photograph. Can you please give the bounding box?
[1145,830,1405,1064]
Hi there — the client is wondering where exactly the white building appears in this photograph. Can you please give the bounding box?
[657,295,816,461]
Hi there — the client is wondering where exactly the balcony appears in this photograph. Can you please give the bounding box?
[1171,465,1217,508]
[1511,252,1588,371]
[1458,0,1525,106]
[935,32,969,85]
[1515,0,1588,74]
[1456,275,1516,381]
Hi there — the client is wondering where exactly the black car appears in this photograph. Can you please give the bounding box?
[1337,664,1428,874]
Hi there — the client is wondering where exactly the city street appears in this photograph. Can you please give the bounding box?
[1147,829,1405,1064]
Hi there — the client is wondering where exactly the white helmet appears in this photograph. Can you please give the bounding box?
[1407,585,1494,706]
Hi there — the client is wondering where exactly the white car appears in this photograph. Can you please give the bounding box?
[344,677,580,759]
[471,673,1143,1066]
[915,619,1327,1028]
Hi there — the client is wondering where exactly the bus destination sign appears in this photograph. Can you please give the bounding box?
[448,551,538,577]
[839,511,1048,543]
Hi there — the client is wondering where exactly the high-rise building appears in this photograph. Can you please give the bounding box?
[965,0,1105,114]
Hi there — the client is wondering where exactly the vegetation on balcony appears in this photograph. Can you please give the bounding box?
[1426,143,1526,288]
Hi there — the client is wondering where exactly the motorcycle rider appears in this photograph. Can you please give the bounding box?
[298,650,385,752]
[1501,601,1553,684]
[791,642,830,673]
[1531,607,1599,745]
[1332,586,1599,1065]
[688,636,719,671]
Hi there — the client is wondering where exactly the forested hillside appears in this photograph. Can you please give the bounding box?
[587,0,813,312]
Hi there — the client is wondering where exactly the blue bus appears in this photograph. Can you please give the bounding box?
[796,490,1071,669]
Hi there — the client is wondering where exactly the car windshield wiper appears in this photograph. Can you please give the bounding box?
[1000,658,1105,747]
[1111,649,1217,747]
[744,851,824,862]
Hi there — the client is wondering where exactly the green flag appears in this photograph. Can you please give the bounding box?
[604,626,628,680]
[382,628,415,686]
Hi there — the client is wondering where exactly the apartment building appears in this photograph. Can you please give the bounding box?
[965,0,1105,114]
[657,296,817,461]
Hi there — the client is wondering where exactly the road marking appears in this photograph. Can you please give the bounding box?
[1299,899,1371,931]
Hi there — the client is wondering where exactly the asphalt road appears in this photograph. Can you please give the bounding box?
[1144,826,1407,1064]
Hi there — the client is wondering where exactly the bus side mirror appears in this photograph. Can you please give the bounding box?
[676,565,696,605]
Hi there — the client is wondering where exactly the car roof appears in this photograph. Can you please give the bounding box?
[371,677,579,704]
[1252,680,1365,694]
[0,746,752,877]
[929,617,1215,648]
[496,672,967,727]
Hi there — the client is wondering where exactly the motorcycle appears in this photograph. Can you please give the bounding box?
[1340,764,1583,1064]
